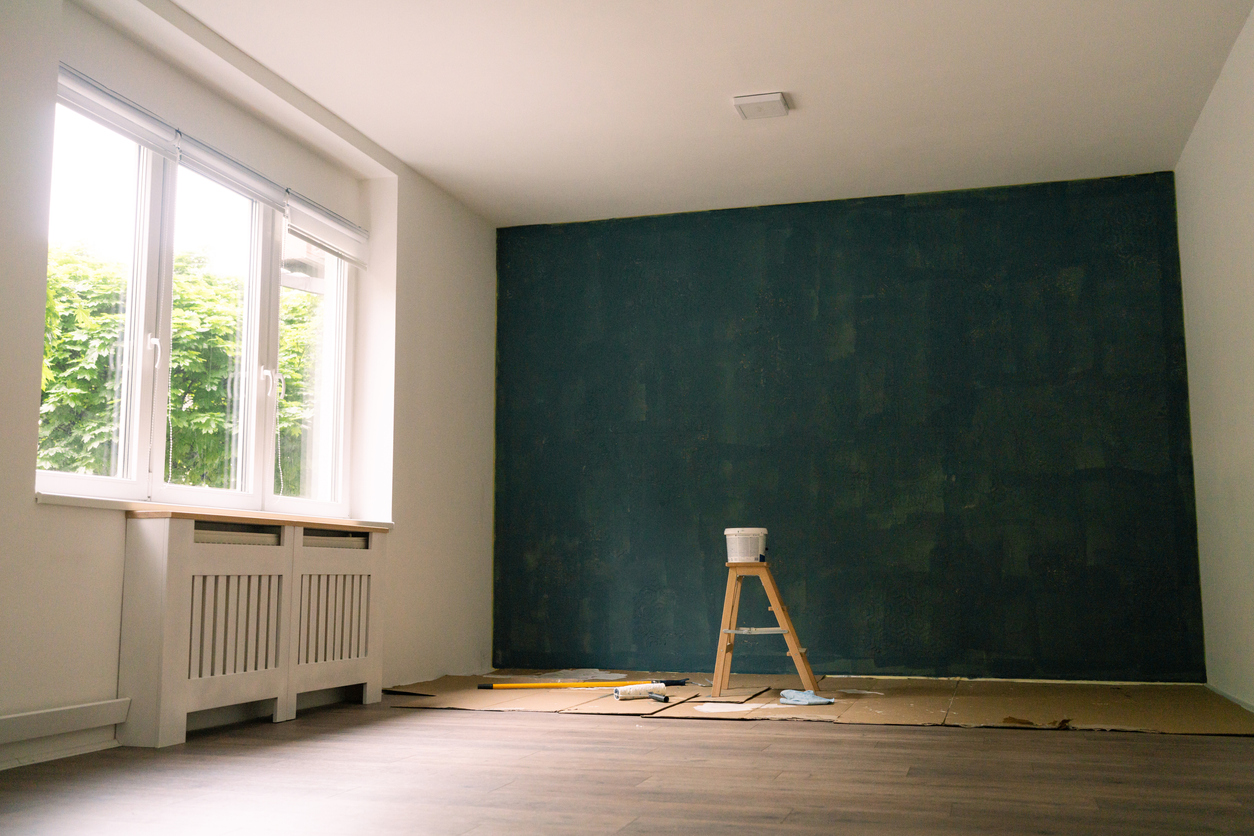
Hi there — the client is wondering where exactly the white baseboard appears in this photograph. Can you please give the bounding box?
[0,727,119,771]
[0,698,130,746]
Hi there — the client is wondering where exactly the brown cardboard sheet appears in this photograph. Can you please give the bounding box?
[817,676,880,695]
[944,680,1254,735]
[1115,684,1254,735]
[835,677,959,725]
[721,673,824,690]
[946,679,1138,730]
[387,673,617,710]
[388,670,708,712]
[651,689,777,720]
[746,690,858,722]
[392,685,611,712]
[385,674,496,696]
[385,671,1254,735]
[390,689,524,710]
[561,685,704,716]
[689,686,770,703]
[478,687,614,712]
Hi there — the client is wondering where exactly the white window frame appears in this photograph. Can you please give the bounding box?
[264,223,356,519]
[36,65,364,518]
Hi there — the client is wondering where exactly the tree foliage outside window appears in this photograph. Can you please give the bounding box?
[275,287,322,495]
[38,246,127,476]
[164,252,245,489]
[40,247,319,486]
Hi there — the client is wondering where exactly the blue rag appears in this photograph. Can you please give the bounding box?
[779,689,835,705]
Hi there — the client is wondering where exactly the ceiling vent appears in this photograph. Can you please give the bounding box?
[733,92,789,119]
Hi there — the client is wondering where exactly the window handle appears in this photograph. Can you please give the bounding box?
[260,366,274,396]
[147,334,161,369]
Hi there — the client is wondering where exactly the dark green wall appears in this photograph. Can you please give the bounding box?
[494,173,1203,681]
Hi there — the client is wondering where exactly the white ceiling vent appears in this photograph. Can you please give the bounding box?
[733,92,789,119]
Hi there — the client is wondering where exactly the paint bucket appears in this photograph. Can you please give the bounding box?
[724,527,767,562]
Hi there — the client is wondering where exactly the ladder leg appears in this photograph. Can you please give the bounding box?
[758,566,821,692]
[719,576,745,695]
[711,569,743,697]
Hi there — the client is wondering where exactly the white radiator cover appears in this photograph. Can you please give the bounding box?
[117,517,386,747]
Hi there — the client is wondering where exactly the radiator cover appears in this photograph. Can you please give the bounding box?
[117,515,386,747]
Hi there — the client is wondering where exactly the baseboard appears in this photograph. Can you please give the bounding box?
[0,698,130,746]
[1206,682,1254,713]
[0,727,119,771]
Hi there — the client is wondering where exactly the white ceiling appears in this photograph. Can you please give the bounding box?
[167,0,1254,228]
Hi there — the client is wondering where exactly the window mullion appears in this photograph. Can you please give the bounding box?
[145,157,178,499]
[128,149,164,490]
[254,207,283,510]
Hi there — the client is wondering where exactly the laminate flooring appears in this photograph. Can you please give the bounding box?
[2,696,1252,835]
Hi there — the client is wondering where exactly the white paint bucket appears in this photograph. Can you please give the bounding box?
[724,527,767,562]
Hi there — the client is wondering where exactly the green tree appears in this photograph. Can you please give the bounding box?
[164,252,245,489]
[38,246,129,475]
[41,248,320,489]
[274,288,322,495]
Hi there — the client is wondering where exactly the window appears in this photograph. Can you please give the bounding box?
[275,229,346,503]
[41,104,145,480]
[38,67,365,517]
[165,165,256,493]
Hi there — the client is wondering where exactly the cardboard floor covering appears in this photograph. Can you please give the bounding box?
[385,671,1254,735]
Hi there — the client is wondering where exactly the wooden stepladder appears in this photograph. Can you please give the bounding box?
[711,562,820,697]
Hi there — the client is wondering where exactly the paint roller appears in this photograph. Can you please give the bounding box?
[613,682,669,702]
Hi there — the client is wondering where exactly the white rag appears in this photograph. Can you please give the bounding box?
[779,689,835,705]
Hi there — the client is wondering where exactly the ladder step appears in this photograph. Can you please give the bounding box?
[723,627,788,635]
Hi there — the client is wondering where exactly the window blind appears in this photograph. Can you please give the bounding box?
[286,191,370,268]
[57,64,178,160]
[56,64,368,263]
[176,133,287,211]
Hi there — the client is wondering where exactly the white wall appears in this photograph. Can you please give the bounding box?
[1176,7,1254,709]
[384,168,496,685]
[0,0,127,768]
[0,0,497,766]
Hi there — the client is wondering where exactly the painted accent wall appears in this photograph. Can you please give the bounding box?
[495,173,1203,681]
[1176,6,1254,708]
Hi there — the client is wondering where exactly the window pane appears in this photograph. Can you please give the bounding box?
[275,232,343,501]
[40,105,141,477]
[166,167,254,490]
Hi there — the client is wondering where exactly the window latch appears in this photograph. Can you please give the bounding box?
[147,334,161,369]
[260,366,275,396]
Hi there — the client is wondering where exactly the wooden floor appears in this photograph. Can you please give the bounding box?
[2,696,1253,835]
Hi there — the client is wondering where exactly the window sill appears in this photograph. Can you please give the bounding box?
[35,491,393,532]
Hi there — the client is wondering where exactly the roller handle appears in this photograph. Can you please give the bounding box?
[476,678,688,690]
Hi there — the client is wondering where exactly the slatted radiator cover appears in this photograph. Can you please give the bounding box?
[188,575,283,679]
[119,515,386,748]
[297,574,371,665]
